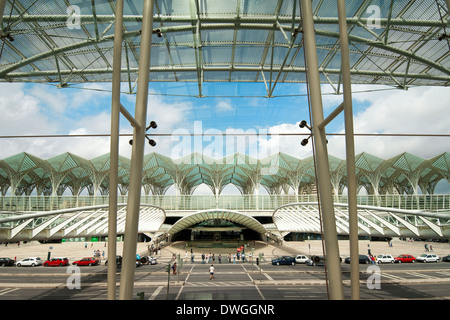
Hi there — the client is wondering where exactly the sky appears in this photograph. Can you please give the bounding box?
[0,81,449,193]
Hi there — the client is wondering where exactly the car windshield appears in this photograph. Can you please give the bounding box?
[420,254,427,257]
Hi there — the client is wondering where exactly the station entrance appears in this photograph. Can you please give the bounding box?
[171,219,262,243]
[166,209,269,248]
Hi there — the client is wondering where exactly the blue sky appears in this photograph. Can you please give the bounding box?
[0,81,449,159]
[0,81,449,193]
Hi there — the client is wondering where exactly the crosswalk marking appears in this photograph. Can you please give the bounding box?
[408,272,439,279]
[0,288,19,296]
[381,273,405,281]
[186,281,253,287]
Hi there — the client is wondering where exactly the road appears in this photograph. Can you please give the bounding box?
[0,260,449,300]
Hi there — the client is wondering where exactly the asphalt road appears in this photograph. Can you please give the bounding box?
[0,260,449,301]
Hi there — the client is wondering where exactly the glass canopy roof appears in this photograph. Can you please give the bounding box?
[0,0,449,97]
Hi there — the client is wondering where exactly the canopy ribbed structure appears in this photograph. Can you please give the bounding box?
[0,151,448,197]
[0,0,449,96]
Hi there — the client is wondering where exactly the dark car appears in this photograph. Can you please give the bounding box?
[307,255,342,266]
[105,255,122,267]
[272,256,296,265]
[345,255,371,264]
[0,257,15,267]
[442,254,450,262]
[72,257,100,266]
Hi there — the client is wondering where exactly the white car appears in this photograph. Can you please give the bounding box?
[15,257,43,267]
[376,254,395,264]
[416,254,440,263]
[295,255,309,264]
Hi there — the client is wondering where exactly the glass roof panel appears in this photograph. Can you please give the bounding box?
[0,0,447,90]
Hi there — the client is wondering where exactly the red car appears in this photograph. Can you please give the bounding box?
[43,257,69,267]
[72,257,100,266]
[394,254,416,263]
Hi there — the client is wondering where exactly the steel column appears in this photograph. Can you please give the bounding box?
[337,0,359,300]
[118,0,154,300]
[300,0,344,300]
[108,0,124,300]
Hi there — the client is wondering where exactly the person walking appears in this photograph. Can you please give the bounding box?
[209,264,215,280]
[172,262,177,275]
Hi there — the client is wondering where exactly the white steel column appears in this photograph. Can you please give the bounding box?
[300,0,344,300]
[337,0,359,300]
[119,0,154,300]
[108,0,124,300]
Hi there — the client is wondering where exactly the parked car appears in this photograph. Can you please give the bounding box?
[272,256,296,265]
[442,254,450,262]
[416,253,440,263]
[43,257,69,267]
[307,255,342,266]
[105,255,122,267]
[139,256,157,265]
[376,254,395,264]
[15,257,43,267]
[394,254,416,263]
[0,257,15,267]
[72,257,100,266]
[307,255,325,266]
[344,255,371,264]
[295,255,309,264]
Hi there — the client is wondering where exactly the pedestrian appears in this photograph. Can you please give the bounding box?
[430,244,433,252]
[202,253,205,264]
[209,264,215,280]
[424,243,428,252]
[172,262,177,275]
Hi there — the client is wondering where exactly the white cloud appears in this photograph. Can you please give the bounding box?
[327,86,450,159]
[0,84,194,160]
[215,99,235,113]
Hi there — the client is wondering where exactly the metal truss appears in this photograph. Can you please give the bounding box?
[273,202,450,239]
[0,0,449,96]
[0,203,165,242]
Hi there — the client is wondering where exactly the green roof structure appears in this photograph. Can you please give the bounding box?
[1,151,448,197]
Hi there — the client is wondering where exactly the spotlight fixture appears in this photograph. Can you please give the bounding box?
[153,28,163,38]
[129,121,158,147]
[146,121,157,130]
[301,137,310,146]
[291,28,301,38]
[299,120,311,131]
[438,33,449,41]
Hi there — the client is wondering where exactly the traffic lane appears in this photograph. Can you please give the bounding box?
[359,282,450,300]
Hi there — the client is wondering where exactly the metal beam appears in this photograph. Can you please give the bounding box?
[300,0,344,300]
[108,0,124,301]
[4,65,449,84]
[118,0,154,300]
[7,15,447,28]
[337,0,359,301]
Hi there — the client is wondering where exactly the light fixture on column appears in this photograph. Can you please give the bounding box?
[129,121,158,146]
[299,120,312,147]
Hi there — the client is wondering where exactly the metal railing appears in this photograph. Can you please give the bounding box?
[0,194,449,213]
